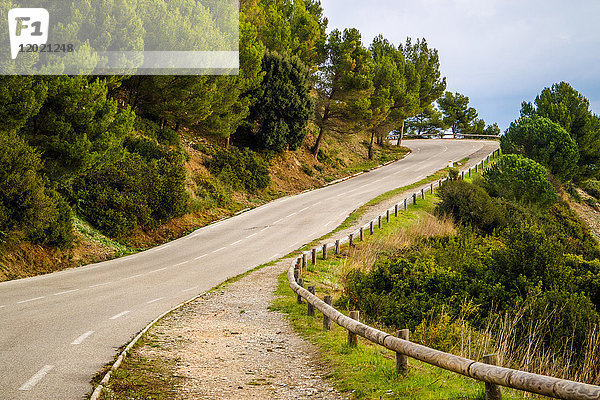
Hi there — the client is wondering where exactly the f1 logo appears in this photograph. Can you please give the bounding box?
[8,8,49,60]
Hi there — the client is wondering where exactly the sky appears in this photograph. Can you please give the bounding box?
[319,0,600,131]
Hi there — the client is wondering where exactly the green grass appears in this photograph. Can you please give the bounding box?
[73,216,137,257]
[273,161,528,399]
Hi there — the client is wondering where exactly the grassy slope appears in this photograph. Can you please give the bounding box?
[271,180,529,400]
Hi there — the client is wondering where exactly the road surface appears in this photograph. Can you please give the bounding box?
[0,139,498,399]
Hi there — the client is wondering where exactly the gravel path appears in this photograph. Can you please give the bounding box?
[141,261,343,400]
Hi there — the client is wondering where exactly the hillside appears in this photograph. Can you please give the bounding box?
[0,128,408,282]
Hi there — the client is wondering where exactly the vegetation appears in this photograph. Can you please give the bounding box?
[502,114,579,181]
[519,82,600,181]
[343,154,600,384]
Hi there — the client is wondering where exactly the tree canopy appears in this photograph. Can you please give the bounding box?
[502,114,579,182]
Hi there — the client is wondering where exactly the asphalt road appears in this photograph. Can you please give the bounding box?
[0,139,498,399]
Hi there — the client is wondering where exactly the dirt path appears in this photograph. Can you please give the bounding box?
[138,261,343,400]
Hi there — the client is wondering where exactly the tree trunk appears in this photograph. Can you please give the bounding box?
[368,130,375,160]
[396,120,405,146]
[226,136,230,149]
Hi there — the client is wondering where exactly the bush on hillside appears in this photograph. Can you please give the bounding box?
[480,154,558,208]
[435,180,505,234]
[208,147,270,192]
[581,179,600,200]
[0,132,72,246]
[501,114,579,182]
[73,153,187,237]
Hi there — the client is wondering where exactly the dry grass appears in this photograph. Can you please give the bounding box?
[342,214,456,276]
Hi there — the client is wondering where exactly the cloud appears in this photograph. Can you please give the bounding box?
[320,0,600,129]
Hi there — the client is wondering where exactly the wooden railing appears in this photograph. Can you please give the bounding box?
[287,149,600,400]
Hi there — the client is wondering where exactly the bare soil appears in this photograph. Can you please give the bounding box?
[136,261,344,400]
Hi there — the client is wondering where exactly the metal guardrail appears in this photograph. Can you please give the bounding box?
[287,149,600,400]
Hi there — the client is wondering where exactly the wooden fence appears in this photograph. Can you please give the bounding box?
[287,149,600,400]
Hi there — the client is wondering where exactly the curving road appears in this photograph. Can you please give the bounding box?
[0,139,498,399]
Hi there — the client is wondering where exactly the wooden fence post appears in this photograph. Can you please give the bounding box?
[404,198,407,211]
[349,233,353,247]
[359,227,364,241]
[430,183,434,193]
[475,163,478,173]
[302,253,307,270]
[370,221,374,235]
[394,204,399,217]
[483,354,502,400]
[396,329,409,372]
[311,248,317,265]
[378,215,382,229]
[421,188,425,199]
[461,171,465,180]
[348,311,359,347]
[386,209,390,223]
[307,286,315,316]
[294,268,299,283]
[323,295,332,330]
[297,278,304,304]
[322,244,327,260]
[335,240,340,255]
[469,168,471,178]
[413,193,417,205]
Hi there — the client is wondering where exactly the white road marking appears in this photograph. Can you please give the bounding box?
[53,289,79,296]
[146,297,166,304]
[298,206,310,213]
[109,311,130,320]
[230,239,243,246]
[17,296,45,304]
[260,227,269,232]
[71,331,94,345]
[324,221,333,228]
[182,286,198,292]
[121,274,143,281]
[19,365,54,391]
[150,267,168,273]
[173,261,189,267]
[89,282,112,288]
[245,232,258,239]
[0,305,5,309]
[211,247,227,254]
[194,254,207,260]
[308,231,318,237]
[286,212,298,218]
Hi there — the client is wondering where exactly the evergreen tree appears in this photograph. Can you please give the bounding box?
[437,91,478,137]
[522,82,600,180]
[405,104,446,136]
[312,28,374,158]
[243,51,313,152]
[21,76,135,182]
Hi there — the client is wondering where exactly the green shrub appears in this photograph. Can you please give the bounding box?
[0,131,72,246]
[73,153,187,237]
[134,118,179,147]
[448,167,459,180]
[501,114,579,182]
[208,147,270,192]
[480,154,558,208]
[436,180,505,233]
[195,175,230,207]
[581,179,600,199]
